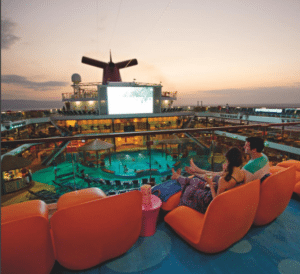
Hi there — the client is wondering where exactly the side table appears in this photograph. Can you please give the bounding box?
[140,194,162,237]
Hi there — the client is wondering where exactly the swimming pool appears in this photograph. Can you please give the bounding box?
[104,149,176,177]
[32,149,180,191]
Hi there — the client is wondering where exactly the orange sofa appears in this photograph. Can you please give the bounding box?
[1,200,55,274]
[253,166,296,226]
[50,190,142,270]
[165,179,260,253]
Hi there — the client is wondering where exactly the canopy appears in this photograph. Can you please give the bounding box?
[79,139,114,167]
[159,135,183,144]
[1,155,32,172]
[79,139,114,151]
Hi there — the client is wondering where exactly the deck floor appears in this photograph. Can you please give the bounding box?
[50,195,300,274]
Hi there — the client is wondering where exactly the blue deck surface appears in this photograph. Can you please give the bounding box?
[50,196,300,274]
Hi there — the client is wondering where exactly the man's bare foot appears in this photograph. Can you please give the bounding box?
[171,168,181,180]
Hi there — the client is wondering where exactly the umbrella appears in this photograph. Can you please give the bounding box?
[159,135,183,144]
[159,135,184,158]
[1,155,32,172]
[79,139,114,167]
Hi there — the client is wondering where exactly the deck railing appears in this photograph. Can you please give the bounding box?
[1,122,300,207]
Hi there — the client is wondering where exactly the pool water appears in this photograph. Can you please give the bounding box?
[31,149,219,197]
[32,150,180,194]
[106,150,176,176]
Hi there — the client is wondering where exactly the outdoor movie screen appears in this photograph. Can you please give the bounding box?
[107,86,154,115]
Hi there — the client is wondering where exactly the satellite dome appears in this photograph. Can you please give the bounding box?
[71,73,81,84]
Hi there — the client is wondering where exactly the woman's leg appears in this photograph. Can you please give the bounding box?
[172,168,191,190]
[188,159,223,176]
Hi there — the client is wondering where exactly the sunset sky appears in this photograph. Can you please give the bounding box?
[1,0,300,107]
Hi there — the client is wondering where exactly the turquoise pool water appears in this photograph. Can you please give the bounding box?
[32,149,181,193]
[105,150,176,176]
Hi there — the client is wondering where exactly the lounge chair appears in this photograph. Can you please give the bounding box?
[165,179,260,253]
[123,182,131,188]
[115,180,122,187]
[52,180,76,191]
[132,180,139,187]
[91,177,106,185]
[105,180,112,186]
[142,178,148,185]
[253,166,296,226]
[28,189,60,202]
[107,190,118,196]
[83,177,93,188]
[2,200,55,274]
[50,191,142,270]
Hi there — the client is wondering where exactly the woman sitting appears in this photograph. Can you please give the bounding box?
[171,147,245,214]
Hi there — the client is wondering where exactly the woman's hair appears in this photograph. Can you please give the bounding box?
[224,147,243,182]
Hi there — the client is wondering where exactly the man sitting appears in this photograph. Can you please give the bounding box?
[242,137,270,183]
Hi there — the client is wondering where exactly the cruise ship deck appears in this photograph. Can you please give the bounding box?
[2,107,300,274]
[47,195,300,274]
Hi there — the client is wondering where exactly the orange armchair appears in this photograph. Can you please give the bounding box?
[1,200,55,274]
[276,160,300,182]
[276,160,300,197]
[253,166,296,226]
[165,180,260,253]
[50,190,142,270]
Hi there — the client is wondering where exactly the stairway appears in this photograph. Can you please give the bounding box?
[42,140,70,166]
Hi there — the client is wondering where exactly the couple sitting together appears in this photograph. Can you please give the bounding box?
[170,137,270,214]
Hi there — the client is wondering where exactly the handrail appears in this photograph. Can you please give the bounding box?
[2,122,300,146]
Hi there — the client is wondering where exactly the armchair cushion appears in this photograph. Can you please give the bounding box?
[165,206,205,244]
[161,191,182,211]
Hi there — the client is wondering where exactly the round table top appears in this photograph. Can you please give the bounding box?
[142,194,162,211]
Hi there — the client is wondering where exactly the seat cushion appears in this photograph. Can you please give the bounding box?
[165,206,205,244]
[161,191,182,211]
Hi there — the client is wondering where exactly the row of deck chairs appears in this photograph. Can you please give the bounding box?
[106,188,140,196]
[161,107,183,112]
[80,176,141,196]
[28,189,60,203]
[57,110,99,115]
[82,177,140,188]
